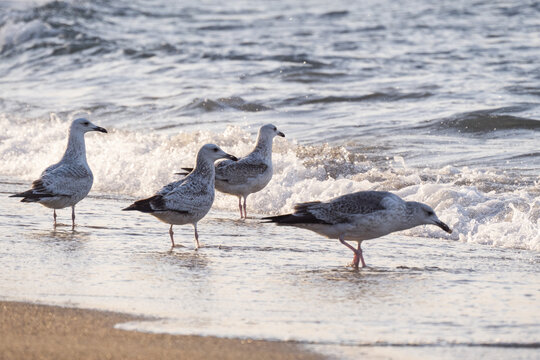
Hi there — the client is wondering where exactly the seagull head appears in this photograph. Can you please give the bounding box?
[71,118,108,134]
[199,143,238,162]
[411,202,452,234]
[260,123,285,139]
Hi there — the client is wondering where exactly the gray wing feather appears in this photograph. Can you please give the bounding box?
[215,159,268,184]
[298,191,401,224]
[38,163,92,196]
[157,178,187,196]
[159,175,213,213]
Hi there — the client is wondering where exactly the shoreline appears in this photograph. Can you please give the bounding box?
[0,301,325,360]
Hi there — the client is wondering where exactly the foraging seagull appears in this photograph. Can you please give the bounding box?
[123,144,238,248]
[10,118,107,229]
[263,191,452,268]
[177,124,285,219]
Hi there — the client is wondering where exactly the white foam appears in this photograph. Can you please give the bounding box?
[1,114,538,251]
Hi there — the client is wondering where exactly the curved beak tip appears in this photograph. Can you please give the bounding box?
[436,221,452,234]
[278,131,285,137]
[229,155,238,161]
[95,126,108,133]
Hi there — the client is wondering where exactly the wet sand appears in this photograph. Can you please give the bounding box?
[0,301,324,360]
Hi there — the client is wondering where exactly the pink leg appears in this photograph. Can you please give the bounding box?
[53,210,57,228]
[169,225,175,247]
[193,223,200,249]
[339,237,366,268]
[356,241,366,268]
[238,197,243,219]
[242,196,247,219]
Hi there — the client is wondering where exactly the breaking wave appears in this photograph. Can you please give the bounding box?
[1,114,538,251]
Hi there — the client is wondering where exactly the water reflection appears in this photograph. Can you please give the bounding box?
[157,249,209,270]
[31,228,90,252]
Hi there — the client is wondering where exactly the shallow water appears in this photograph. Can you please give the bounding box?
[1,191,538,358]
[1,0,539,358]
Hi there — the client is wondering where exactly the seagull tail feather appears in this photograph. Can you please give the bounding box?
[262,214,286,221]
[174,167,193,176]
[10,190,53,202]
[262,212,329,225]
[123,195,162,213]
[262,214,301,224]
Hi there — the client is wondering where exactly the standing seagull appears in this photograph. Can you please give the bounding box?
[263,191,452,268]
[10,118,108,229]
[177,124,285,219]
[123,144,237,248]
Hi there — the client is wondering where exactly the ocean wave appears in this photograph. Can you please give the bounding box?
[247,63,345,84]
[0,1,112,56]
[181,97,270,113]
[1,115,538,252]
[319,10,349,19]
[0,18,56,54]
[267,54,328,67]
[294,91,433,105]
[504,85,540,97]
[420,108,540,134]
[197,24,247,31]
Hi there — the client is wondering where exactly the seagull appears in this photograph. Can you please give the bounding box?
[123,144,238,248]
[177,124,285,219]
[10,118,107,229]
[263,191,452,268]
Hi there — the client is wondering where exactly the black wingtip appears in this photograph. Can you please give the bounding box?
[10,189,51,202]
[9,191,30,198]
[261,214,297,224]
[262,212,330,225]
[175,167,193,176]
[123,195,162,213]
[122,202,149,212]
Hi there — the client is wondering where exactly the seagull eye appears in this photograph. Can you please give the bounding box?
[213,148,218,152]
[426,211,434,216]
[83,121,89,126]
[273,127,277,131]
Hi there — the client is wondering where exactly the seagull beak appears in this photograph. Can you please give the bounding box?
[226,154,238,161]
[435,220,452,234]
[277,131,285,137]
[93,126,108,133]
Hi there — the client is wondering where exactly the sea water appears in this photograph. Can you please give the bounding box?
[0,0,538,358]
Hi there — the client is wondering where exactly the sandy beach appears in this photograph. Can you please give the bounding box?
[0,301,324,360]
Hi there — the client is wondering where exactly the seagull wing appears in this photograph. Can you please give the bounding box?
[296,191,401,224]
[17,162,91,200]
[159,177,213,214]
[157,178,187,196]
[215,158,268,184]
